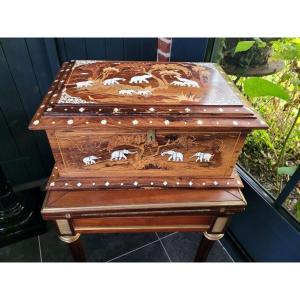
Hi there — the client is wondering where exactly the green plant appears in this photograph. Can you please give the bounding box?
[232,38,300,220]
[222,38,274,70]
[234,38,267,54]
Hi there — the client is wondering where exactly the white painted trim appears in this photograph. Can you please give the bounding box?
[159,38,172,44]
[157,49,170,58]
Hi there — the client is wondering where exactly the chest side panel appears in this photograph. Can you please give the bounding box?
[50,129,244,178]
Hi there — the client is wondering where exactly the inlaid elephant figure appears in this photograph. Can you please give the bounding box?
[171,77,199,88]
[110,149,137,161]
[161,150,184,162]
[118,89,137,95]
[191,152,214,162]
[136,90,152,96]
[76,80,94,89]
[82,155,101,165]
[129,74,152,84]
[103,77,126,86]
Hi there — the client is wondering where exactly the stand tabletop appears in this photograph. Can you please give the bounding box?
[42,188,246,219]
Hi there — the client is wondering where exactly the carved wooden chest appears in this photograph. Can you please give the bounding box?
[29,60,267,190]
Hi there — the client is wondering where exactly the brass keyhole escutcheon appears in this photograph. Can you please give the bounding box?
[147,129,156,143]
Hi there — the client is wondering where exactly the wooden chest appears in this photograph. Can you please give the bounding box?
[29,60,267,190]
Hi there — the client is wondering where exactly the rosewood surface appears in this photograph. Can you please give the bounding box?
[29,60,267,191]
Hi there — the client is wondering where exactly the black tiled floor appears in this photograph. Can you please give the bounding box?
[39,223,73,262]
[0,221,233,262]
[157,232,176,238]
[82,232,158,262]
[0,236,40,262]
[161,232,232,262]
[112,240,170,262]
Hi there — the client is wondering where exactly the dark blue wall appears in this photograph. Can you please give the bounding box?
[0,38,209,185]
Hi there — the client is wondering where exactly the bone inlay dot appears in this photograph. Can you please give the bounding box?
[46,108,52,112]
[150,182,154,185]
[79,107,85,112]
[101,119,107,125]
[185,107,191,112]
[197,120,203,125]
[33,120,40,126]
[188,181,193,186]
[202,182,206,186]
[113,108,119,113]
[65,183,69,186]
[149,107,155,112]
[213,181,218,186]
[132,120,139,125]
[164,120,170,125]
[92,182,96,186]
[77,182,82,187]
[105,181,110,186]
[50,182,55,186]
[163,181,168,186]
[133,181,138,186]
[67,119,74,125]
[233,121,238,126]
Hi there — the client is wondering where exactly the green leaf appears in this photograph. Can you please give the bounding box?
[234,41,255,53]
[277,166,298,176]
[254,38,267,48]
[244,78,290,100]
[296,201,300,221]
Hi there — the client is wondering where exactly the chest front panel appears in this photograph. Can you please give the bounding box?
[48,129,245,179]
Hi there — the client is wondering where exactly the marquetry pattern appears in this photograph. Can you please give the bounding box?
[46,165,243,190]
[29,60,268,131]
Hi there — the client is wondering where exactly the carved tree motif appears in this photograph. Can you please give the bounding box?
[97,67,120,81]
[68,139,105,165]
[159,70,181,86]
[106,135,147,158]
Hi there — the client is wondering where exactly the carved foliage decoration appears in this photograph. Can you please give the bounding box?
[60,61,212,105]
[61,133,226,171]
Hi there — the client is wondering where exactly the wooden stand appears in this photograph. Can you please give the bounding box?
[42,188,246,262]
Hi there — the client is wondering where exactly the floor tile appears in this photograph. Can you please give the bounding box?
[208,241,233,262]
[156,232,176,238]
[112,241,170,262]
[161,232,232,262]
[39,222,73,262]
[82,232,158,262]
[0,236,40,262]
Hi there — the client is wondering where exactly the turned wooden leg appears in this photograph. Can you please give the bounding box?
[194,232,224,262]
[59,234,86,262]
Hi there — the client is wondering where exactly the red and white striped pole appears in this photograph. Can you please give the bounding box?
[157,38,172,62]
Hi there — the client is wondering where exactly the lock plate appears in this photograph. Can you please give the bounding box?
[147,129,156,143]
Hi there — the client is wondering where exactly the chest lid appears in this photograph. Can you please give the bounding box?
[29,60,268,130]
